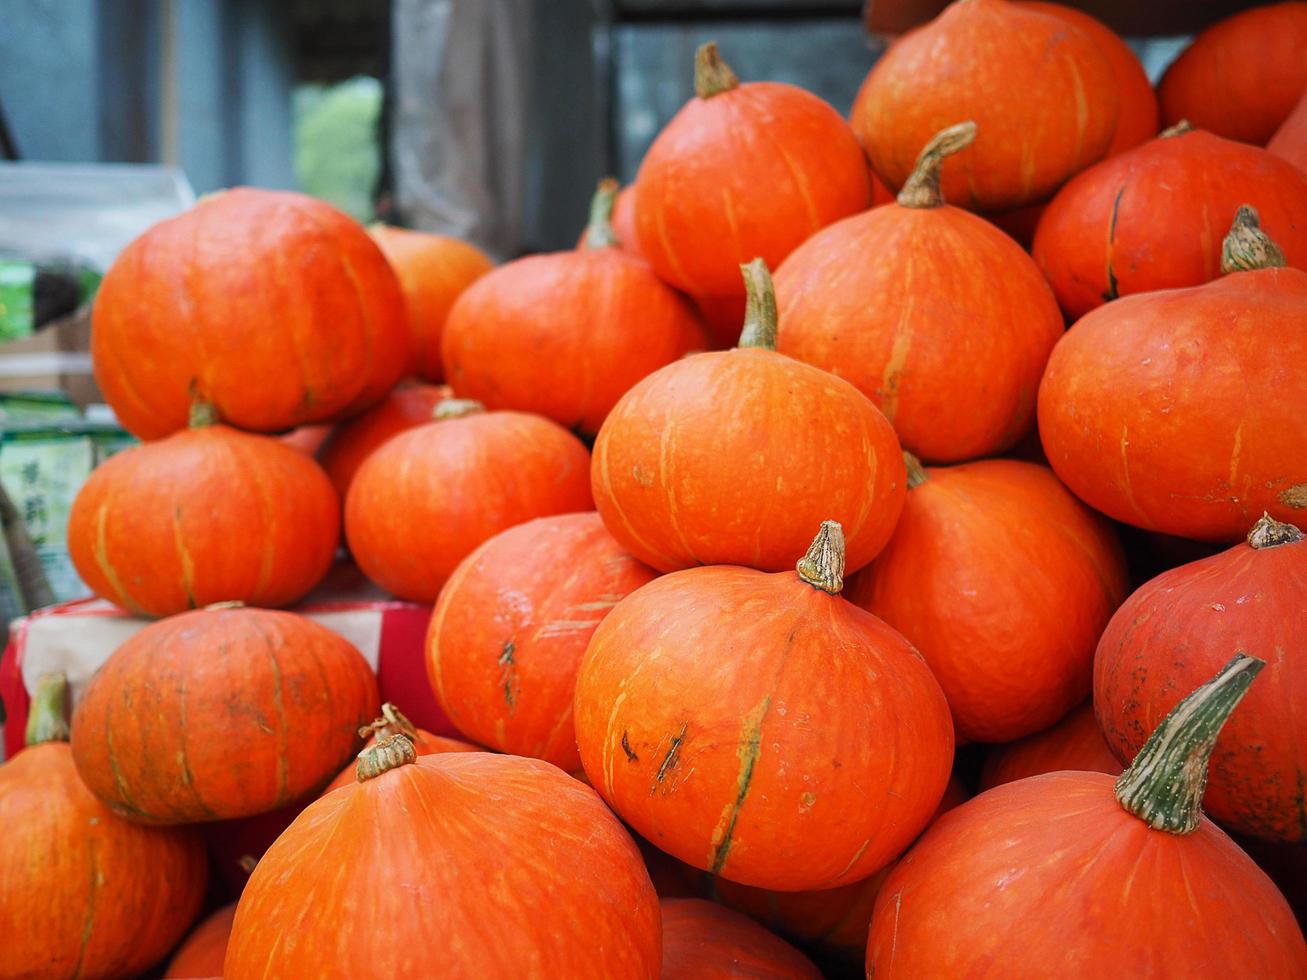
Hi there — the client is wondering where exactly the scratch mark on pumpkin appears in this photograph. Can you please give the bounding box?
[171,505,198,609]
[538,619,602,637]
[1103,184,1125,302]
[70,836,99,980]
[1227,421,1244,490]
[1280,483,1307,508]
[621,731,638,762]
[653,722,689,792]
[498,640,518,713]
[709,695,772,874]
[91,504,145,616]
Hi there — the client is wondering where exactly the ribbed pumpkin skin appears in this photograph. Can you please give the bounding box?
[321,728,478,795]
[367,225,493,381]
[67,425,340,617]
[71,608,379,823]
[1269,88,1307,174]
[345,411,594,602]
[91,188,407,439]
[441,250,705,435]
[1158,3,1307,146]
[224,753,662,979]
[852,0,1118,212]
[0,743,208,980]
[865,772,1307,978]
[1095,532,1307,842]
[634,83,869,298]
[1032,129,1307,319]
[979,702,1122,791]
[775,203,1063,463]
[1037,267,1307,541]
[847,460,1128,743]
[573,565,954,891]
[317,382,451,500]
[592,351,905,574]
[660,899,822,980]
[427,513,658,771]
[164,903,235,979]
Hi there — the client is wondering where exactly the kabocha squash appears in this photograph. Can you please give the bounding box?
[164,903,236,979]
[427,512,658,771]
[71,606,379,823]
[852,0,1118,212]
[865,655,1307,979]
[775,123,1063,463]
[573,522,954,891]
[0,675,208,980]
[345,400,594,602]
[659,899,821,979]
[224,736,662,979]
[368,224,493,381]
[1037,208,1307,541]
[442,180,705,436]
[1269,87,1307,174]
[592,261,905,575]
[634,43,869,299]
[1033,124,1307,319]
[321,703,479,795]
[1158,2,1307,146]
[847,456,1128,743]
[67,411,339,617]
[978,702,1122,791]
[1095,514,1307,843]
[92,187,407,439]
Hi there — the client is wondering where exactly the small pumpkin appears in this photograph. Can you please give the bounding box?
[0,674,208,980]
[224,736,662,978]
[978,702,1122,791]
[573,521,954,891]
[659,899,821,979]
[321,703,479,795]
[865,655,1307,978]
[345,400,594,602]
[67,410,340,617]
[164,903,236,979]
[592,260,905,575]
[427,512,658,771]
[1268,87,1307,174]
[71,606,379,823]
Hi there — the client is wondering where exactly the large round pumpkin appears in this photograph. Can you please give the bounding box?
[92,187,407,439]
[852,0,1118,212]
[67,413,340,617]
[978,702,1122,791]
[847,456,1128,743]
[592,260,905,575]
[164,903,236,979]
[442,181,705,436]
[634,43,869,301]
[320,703,479,795]
[775,122,1063,463]
[1269,87,1307,174]
[345,401,594,601]
[1095,514,1307,843]
[1033,124,1307,319]
[1037,208,1307,541]
[865,655,1307,978]
[427,512,658,771]
[71,606,379,823]
[368,224,493,381]
[224,736,662,978]
[660,899,821,979]
[574,521,954,891]
[1158,2,1307,146]
[1,674,208,980]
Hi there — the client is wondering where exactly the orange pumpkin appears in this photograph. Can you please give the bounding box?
[92,188,407,439]
[573,522,954,891]
[427,512,658,771]
[847,456,1128,743]
[1037,208,1307,541]
[164,903,236,979]
[224,737,662,978]
[67,412,339,617]
[1268,86,1307,174]
[660,899,821,979]
[776,123,1063,463]
[592,261,905,575]
[71,606,379,823]
[978,702,1122,791]
[320,703,479,795]
[345,401,594,601]
[368,224,493,381]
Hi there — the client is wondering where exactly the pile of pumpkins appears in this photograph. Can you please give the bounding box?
[3,0,1307,977]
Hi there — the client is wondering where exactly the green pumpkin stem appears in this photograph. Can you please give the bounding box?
[358,703,419,741]
[737,258,778,351]
[796,520,846,595]
[1220,206,1287,274]
[583,178,621,250]
[904,452,929,489]
[356,732,418,782]
[433,399,486,421]
[25,672,70,746]
[188,400,219,429]
[1114,652,1264,834]
[1160,120,1193,139]
[1247,512,1303,549]
[694,42,739,99]
[896,121,977,210]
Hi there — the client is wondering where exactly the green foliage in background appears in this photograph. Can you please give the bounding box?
[294,76,383,223]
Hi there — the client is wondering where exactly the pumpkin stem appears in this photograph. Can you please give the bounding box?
[1160,120,1193,139]
[356,732,418,782]
[1247,512,1303,549]
[434,399,486,421]
[1220,205,1287,274]
[25,672,70,746]
[904,452,929,489]
[1114,652,1263,834]
[358,702,419,741]
[796,520,846,594]
[583,178,621,250]
[694,42,739,99]
[736,258,778,351]
[188,400,219,429]
[896,121,977,209]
